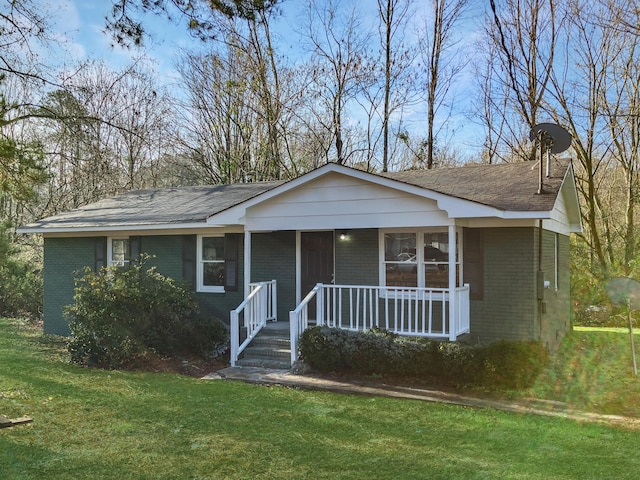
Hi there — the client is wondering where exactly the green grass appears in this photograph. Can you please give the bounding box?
[2,318,640,479]
[529,328,640,416]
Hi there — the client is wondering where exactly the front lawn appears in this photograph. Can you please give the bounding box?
[1,317,639,479]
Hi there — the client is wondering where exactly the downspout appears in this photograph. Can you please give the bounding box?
[537,219,544,340]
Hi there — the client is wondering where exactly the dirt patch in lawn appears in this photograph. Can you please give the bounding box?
[130,351,230,378]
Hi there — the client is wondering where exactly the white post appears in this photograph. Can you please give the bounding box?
[271,279,277,322]
[230,310,239,367]
[290,310,298,366]
[316,284,324,326]
[244,230,251,298]
[448,225,457,341]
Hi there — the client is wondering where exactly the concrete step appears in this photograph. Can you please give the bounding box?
[251,336,291,348]
[262,321,290,335]
[242,346,290,360]
[236,321,292,370]
[236,357,291,369]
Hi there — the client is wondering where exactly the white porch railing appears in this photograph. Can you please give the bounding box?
[289,284,322,366]
[230,280,277,367]
[290,283,470,365]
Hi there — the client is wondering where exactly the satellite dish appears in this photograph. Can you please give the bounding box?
[529,123,572,154]
[606,277,640,375]
[607,277,640,310]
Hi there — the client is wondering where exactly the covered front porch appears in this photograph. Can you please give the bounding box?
[230,279,470,367]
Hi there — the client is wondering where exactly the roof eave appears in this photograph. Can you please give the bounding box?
[17,221,212,235]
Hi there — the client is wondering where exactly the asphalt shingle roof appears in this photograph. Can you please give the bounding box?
[22,181,283,230]
[382,158,571,212]
[19,159,572,232]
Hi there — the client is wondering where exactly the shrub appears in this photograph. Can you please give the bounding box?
[298,326,352,372]
[65,258,199,369]
[299,326,548,390]
[178,316,229,358]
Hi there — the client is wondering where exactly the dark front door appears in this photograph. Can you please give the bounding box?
[301,231,334,318]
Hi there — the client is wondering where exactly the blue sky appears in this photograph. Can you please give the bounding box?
[46,0,194,82]
[41,0,485,158]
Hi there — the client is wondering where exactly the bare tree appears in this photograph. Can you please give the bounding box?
[302,0,376,165]
[375,0,419,172]
[482,0,561,162]
[419,0,470,169]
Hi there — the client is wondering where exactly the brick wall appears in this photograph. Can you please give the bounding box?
[43,237,95,335]
[251,231,296,321]
[142,235,183,280]
[335,229,379,285]
[469,227,538,344]
[468,227,571,350]
[539,230,571,350]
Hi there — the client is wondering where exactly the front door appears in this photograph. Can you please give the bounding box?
[301,231,335,318]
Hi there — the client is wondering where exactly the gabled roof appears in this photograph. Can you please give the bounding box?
[18,159,578,234]
[383,158,571,212]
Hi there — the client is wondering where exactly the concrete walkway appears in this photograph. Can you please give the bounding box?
[203,366,640,429]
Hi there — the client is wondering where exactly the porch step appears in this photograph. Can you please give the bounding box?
[262,321,291,334]
[236,321,292,370]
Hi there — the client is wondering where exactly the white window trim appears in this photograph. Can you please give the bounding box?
[107,237,130,267]
[197,234,225,293]
[379,228,462,291]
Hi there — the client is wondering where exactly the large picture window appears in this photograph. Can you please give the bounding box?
[198,235,225,292]
[382,229,459,289]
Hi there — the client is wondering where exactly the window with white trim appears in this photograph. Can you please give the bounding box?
[382,229,459,288]
[108,237,130,267]
[197,235,225,293]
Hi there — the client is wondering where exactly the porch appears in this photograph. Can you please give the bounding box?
[230,280,470,368]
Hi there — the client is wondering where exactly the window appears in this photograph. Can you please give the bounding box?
[108,237,130,267]
[382,230,459,289]
[198,236,225,292]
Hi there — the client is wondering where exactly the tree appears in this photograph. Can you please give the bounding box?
[106,0,279,47]
[376,0,419,172]
[481,0,561,162]
[419,0,470,169]
[302,0,376,166]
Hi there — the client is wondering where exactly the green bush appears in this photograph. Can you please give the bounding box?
[178,316,229,358]
[299,326,548,390]
[65,258,228,369]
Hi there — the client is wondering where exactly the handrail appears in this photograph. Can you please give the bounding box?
[289,283,322,366]
[230,280,277,367]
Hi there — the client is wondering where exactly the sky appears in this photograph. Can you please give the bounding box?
[38,0,485,158]
[45,0,192,84]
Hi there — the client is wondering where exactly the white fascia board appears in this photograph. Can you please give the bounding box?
[560,164,583,233]
[17,221,212,236]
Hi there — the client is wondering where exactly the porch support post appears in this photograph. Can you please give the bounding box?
[448,224,457,341]
[244,229,251,298]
